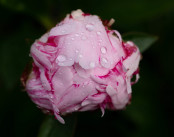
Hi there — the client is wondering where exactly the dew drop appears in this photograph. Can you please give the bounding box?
[90,62,95,68]
[75,33,79,37]
[79,54,83,58]
[57,55,66,62]
[100,47,107,54]
[58,62,65,66]
[102,58,108,63]
[86,24,94,31]
[101,57,110,68]
[97,31,101,35]
[71,37,75,40]
[75,49,79,53]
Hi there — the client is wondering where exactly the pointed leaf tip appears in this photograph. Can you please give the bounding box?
[122,32,158,53]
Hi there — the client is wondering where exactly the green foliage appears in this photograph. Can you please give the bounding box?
[38,115,77,137]
[123,32,158,52]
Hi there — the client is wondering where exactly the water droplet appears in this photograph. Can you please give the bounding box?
[101,57,110,68]
[79,54,83,58]
[57,55,66,62]
[86,24,94,31]
[102,58,108,63]
[75,33,79,37]
[71,37,75,40]
[58,62,65,66]
[62,30,65,33]
[75,49,79,53]
[100,47,107,54]
[81,36,87,40]
[97,31,101,35]
[90,62,95,68]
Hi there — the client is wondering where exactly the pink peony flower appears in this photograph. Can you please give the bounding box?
[24,9,141,124]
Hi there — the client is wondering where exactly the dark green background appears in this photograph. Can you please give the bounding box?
[0,0,174,137]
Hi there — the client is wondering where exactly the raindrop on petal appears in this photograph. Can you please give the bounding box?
[101,57,110,68]
[57,55,66,62]
[79,54,83,58]
[90,62,95,68]
[86,24,94,31]
[102,58,107,63]
[97,31,101,35]
[75,49,79,53]
[100,47,107,54]
[75,33,79,37]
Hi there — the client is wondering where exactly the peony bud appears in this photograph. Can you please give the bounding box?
[24,9,141,124]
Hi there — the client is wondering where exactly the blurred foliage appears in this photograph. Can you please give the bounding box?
[0,0,174,137]
[123,32,158,52]
[38,115,77,137]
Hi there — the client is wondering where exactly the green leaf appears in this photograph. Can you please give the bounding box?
[122,32,158,52]
[38,115,77,137]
